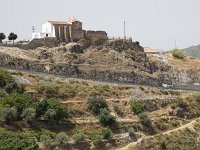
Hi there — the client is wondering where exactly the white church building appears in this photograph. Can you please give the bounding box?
[32,17,85,42]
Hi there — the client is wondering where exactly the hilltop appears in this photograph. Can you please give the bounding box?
[182,44,200,58]
[0,39,171,87]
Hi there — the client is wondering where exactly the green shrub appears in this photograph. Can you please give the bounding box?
[172,49,185,59]
[2,93,33,115]
[48,56,55,63]
[92,134,104,148]
[36,98,69,121]
[40,134,53,145]
[167,90,180,95]
[88,96,108,115]
[113,103,124,116]
[21,107,36,123]
[37,82,77,99]
[0,89,7,98]
[72,132,86,142]
[138,113,151,126]
[90,84,111,97]
[0,70,15,88]
[160,90,169,95]
[160,140,167,149]
[45,109,57,121]
[0,129,39,150]
[160,89,180,95]
[194,95,200,103]
[176,98,188,108]
[99,108,116,126]
[0,70,20,93]
[37,83,59,98]
[0,105,17,124]
[128,128,136,138]
[131,101,144,114]
[55,132,69,144]
[101,128,112,139]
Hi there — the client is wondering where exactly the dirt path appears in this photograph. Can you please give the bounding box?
[116,117,200,150]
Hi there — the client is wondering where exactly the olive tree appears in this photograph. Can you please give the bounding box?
[0,105,17,124]
[8,32,17,44]
[21,108,36,123]
[0,33,6,43]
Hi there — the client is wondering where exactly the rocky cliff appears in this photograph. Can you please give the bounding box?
[0,39,175,86]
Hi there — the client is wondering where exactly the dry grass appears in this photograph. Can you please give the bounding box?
[166,53,200,70]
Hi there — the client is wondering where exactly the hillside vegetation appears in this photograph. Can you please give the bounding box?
[182,44,200,58]
[0,69,199,150]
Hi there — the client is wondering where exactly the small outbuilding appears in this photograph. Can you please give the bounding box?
[144,47,161,56]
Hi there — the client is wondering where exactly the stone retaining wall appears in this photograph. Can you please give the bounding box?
[0,38,58,50]
[0,52,161,87]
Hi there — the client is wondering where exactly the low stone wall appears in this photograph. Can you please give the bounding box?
[0,38,58,50]
[86,30,107,38]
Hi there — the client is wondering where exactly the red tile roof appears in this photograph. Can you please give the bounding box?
[48,17,79,25]
[144,47,160,54]
[67,17,78,24]
[48,21,69,25]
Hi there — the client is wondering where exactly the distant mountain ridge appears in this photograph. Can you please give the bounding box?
[182,45,200,58]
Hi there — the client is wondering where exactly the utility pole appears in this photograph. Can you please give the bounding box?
[124,21,126,40]
[32,26,35,33]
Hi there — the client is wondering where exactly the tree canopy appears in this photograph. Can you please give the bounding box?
[0,33,6,43]
[8,32,17,44]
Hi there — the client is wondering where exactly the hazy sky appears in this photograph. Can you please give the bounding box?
[1,0,200,50]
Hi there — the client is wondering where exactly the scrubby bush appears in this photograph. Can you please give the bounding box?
[113,103,124,116]
[40,134,53,145]
[0,89,7,98]
[194,95,200,103]
[88,96,108,115]
[176,98,188,108]
[21,107,36,123]
[99,108,116,126]
[72,132,86,142]
[0,70,15,88]
[90,84,111,97]
[0,130,39,149]
[101,128,112,139]
[0,70,20,93]
[131,101,144,114]
[45,109,57,121]
[37,82,77,99]
[2,93,33,115]
[128,128,136,138]
[0,105,17,124]
[92,134,104,148]
[160,140,167,149]
[138,113,151,126]
[55,132,69,144]
[36,98,69,121]
[172,49,185,59]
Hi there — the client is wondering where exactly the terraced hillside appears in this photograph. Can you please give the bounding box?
[0,69,199,150]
